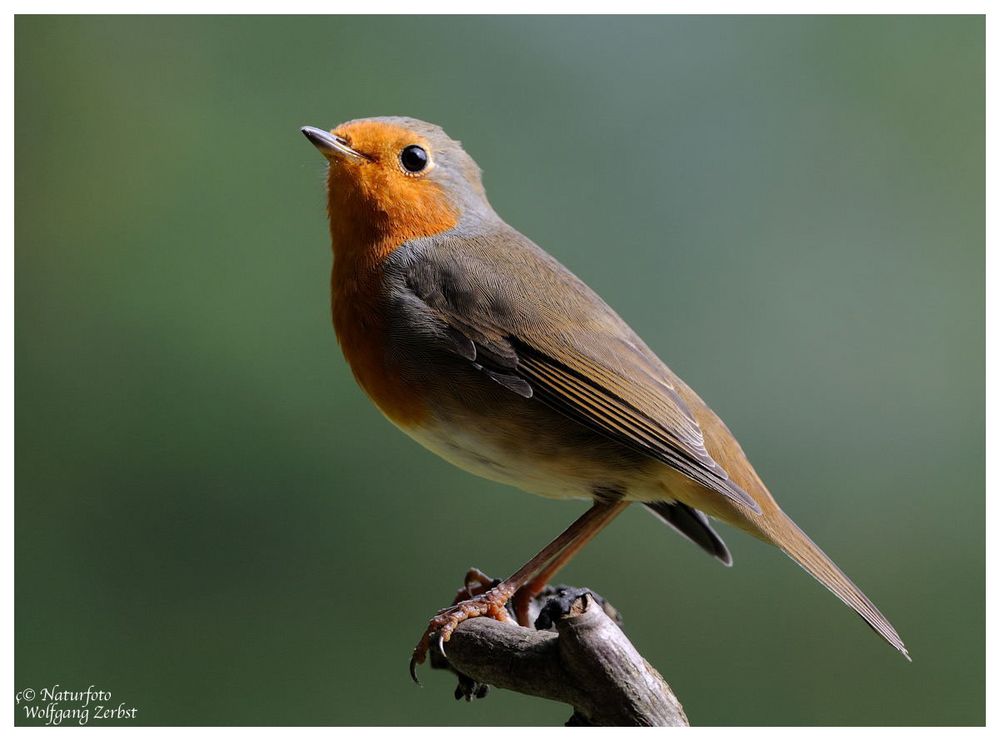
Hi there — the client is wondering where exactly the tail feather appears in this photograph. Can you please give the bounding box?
[769,512,910,660]
[644,500,732,566]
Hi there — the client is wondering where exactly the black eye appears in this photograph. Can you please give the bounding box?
[400,145,428,173]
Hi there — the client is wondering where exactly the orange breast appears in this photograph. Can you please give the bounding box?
[327,197,458,429]
[324,120,460,428]
[332,270,428,428]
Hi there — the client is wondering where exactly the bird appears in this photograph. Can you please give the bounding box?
[300,116,909,677]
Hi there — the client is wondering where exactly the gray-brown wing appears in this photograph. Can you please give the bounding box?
[401,232,760,514]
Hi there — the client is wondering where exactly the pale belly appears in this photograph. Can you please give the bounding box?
[390,414,674,503]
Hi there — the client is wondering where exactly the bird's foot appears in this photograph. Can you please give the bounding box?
[410,581,516,682]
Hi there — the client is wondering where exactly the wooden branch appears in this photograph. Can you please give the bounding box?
[429,586,689,726]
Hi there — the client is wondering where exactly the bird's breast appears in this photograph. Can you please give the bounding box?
[332,270,429,428]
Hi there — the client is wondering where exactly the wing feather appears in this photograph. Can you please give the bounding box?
[401,233,761,514]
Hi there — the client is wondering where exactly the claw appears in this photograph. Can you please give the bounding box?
[410,580,514,689]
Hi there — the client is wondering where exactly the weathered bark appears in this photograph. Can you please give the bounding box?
[429,586,688,726]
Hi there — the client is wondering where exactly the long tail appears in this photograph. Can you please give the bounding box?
[768,511,910,660]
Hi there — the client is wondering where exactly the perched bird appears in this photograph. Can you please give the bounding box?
[301,117,908,675]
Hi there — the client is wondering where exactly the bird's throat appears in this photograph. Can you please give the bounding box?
[324,165,458,271]
[324,164,460,429]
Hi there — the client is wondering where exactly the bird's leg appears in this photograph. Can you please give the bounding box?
[410,499,629,678]
[509,516,611,627]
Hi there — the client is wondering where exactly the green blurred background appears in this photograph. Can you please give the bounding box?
[15,15,983,726]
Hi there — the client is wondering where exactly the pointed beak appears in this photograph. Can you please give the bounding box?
[300,126,368,162]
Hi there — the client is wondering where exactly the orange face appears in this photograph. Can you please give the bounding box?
[311,120,459,267]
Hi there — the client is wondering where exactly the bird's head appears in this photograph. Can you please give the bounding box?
[302,117,490,259]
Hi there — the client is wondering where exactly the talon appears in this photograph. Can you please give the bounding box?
[409,655,421,685]
[410,583,515,686]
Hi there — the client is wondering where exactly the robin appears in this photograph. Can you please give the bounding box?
[300,117,908,677]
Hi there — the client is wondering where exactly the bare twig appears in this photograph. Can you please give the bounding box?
[428,585,688,726]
